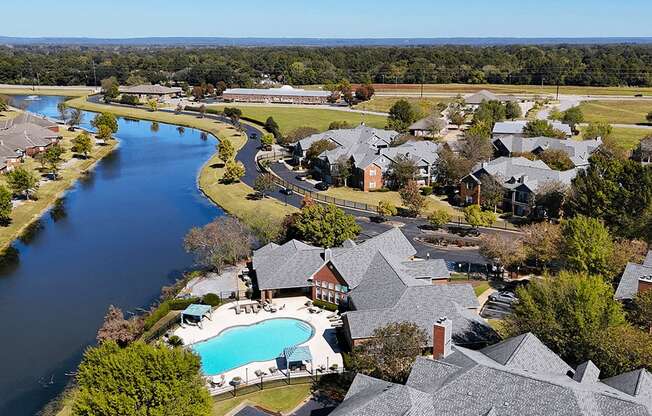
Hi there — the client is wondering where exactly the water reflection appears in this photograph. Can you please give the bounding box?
[18,219,44,245]
[177,126,185,136]
[49,198,67,222]
[150,121,160,133]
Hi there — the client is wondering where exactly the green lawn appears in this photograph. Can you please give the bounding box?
[353,96,450,114]
[579,126,651,150]
[579,100,652,125]
[212,384,311,415]
[0,86,93,97]
[474,282,491,297]
[207,104,387,134]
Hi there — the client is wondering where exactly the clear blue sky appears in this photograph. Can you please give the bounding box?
[3,0,651,38]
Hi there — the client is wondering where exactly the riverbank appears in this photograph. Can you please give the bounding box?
[0,128,117,251]
[66,97,296,225]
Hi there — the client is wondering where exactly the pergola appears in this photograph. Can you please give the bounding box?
[180,304,212,329]
[282,345,313,374]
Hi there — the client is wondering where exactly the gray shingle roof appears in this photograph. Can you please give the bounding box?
[400,259,450,280]
[493,120,572,136]
[468,156,579,194]
[333,331,652,416]
[493,136,602,167]
[224,85,331,97]
[408,116,447,132]
[615,259,652,300]
[0,122,59,148]
[344,284,493,346]
[119,84,182,95]
[465,90,500,105]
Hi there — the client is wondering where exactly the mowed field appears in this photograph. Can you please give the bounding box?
[579,126,650,150]
[353,96,451,114]
[207,104,387,134]
[579,100,652,125]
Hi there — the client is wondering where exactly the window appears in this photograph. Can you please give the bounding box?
[369,169,376,177]
[466,196,474,203]
[316,287,321,296]
[328,282,335,290]
[329,291,335,303]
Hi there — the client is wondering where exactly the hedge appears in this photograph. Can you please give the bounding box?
[202,293,221,306]
[313,299,338,312]
[143,297,201,330]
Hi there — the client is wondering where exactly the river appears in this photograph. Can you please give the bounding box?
[0,96,224,415]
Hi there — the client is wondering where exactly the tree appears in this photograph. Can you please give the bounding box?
[479,233,526,270]
[478,173,504,212]
[222,160,245,183]
[0,185,12,225]
[100,76,119,101]
[73,341,211,416]
[306,139,337,161]
[428,209,451,228]
[590,325,652,376]
[473,100,506,125]
[350,322,427,383]
[218,138,235,162]
[538,149,574,171]
[290,204,361,247]
[223,107,242,124]
[96,124,113,142]
[147,99,158,111]
[399,181,426,216]
[427,117,447,138]
[608,239,648,278]
[505,101,522,119]
[583,121,613,140]
[66,108,83,131]
[6,167,39,200]
[57,101,68,123]
[328,121,353,130]
[504,271,626,368]
[435,144,473,186]
[125,73,147,86]
[561,215,614,278]
[42,145,65,179]
[264,116,282,139]
[249,214,284,245]
[96,305,141,347]
[191,85,204,101]
[448,108,466,128]
[464,204,496,228]
[355,83,375,101]
[260,133,275,150]
[523,119,566,138]
[334,156,352,187]
[184,216,253,273]
[377,200,397,218]
[387,155,418,189]
[632,289,652,333]
[282,126,319,145]
[92,113,118,134]
[562,107,584,131]
[387,99,416,132]
[465,120,492,140]
[521,222,562,268]
[534,180,568,219]
[253,173,275,197]
[72,132,93,158]
[460,135,493,163]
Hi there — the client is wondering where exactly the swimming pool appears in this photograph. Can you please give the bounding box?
[191,318,315,375]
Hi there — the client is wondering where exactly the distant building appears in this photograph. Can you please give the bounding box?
[492,120,573,139]
[464,89,501,107]
[118,84,183,101]
[493,136,602,168]
[460,156,579,216]
[222,85,331,104]
[0,116,61,171]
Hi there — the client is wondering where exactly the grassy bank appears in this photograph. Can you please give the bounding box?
[0,128,117,251]
[579,100,652,125]
[0,86,93,97]
[579,125,650,150]
[66,97,296,225]
[206,104,387,134]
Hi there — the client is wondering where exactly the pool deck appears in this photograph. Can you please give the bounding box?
[174,296,343,391]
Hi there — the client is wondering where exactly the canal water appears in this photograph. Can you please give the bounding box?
[0,96,224,415]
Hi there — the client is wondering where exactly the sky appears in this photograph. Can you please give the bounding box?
[3,0,652,38]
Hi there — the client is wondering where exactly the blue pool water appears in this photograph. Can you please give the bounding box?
[192,318,314,375]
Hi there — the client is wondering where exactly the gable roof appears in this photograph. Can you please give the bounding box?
[0,121,59,149]
[298,125,399,155]
[119,84,182,95]
[465,90,500,105]
[376,140,441,170]
[334,331,652,416]
[493,136,602,167]
[409,115,447,131]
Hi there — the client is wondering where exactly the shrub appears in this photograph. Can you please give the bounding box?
[119,94,140,106]
[168,297,200,310]
[144,302,171,330]
[313,299,338,311]
[201,293,221,307]
[421,186,433,196]
[167,335,184,347]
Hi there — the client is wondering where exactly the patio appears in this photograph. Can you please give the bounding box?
[174,296,343,395]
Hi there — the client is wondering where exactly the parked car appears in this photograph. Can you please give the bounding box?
[315,182,329,191]
[280,187,293,196]
[489,291,518,305]
[635,93,643,97]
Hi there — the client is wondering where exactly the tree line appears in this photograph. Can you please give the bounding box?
[1,44,652,87]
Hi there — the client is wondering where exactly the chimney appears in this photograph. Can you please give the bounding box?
[573,360,600,384]
[638,275,652,294]
[324,248,332,263]
[433,317,452,359]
